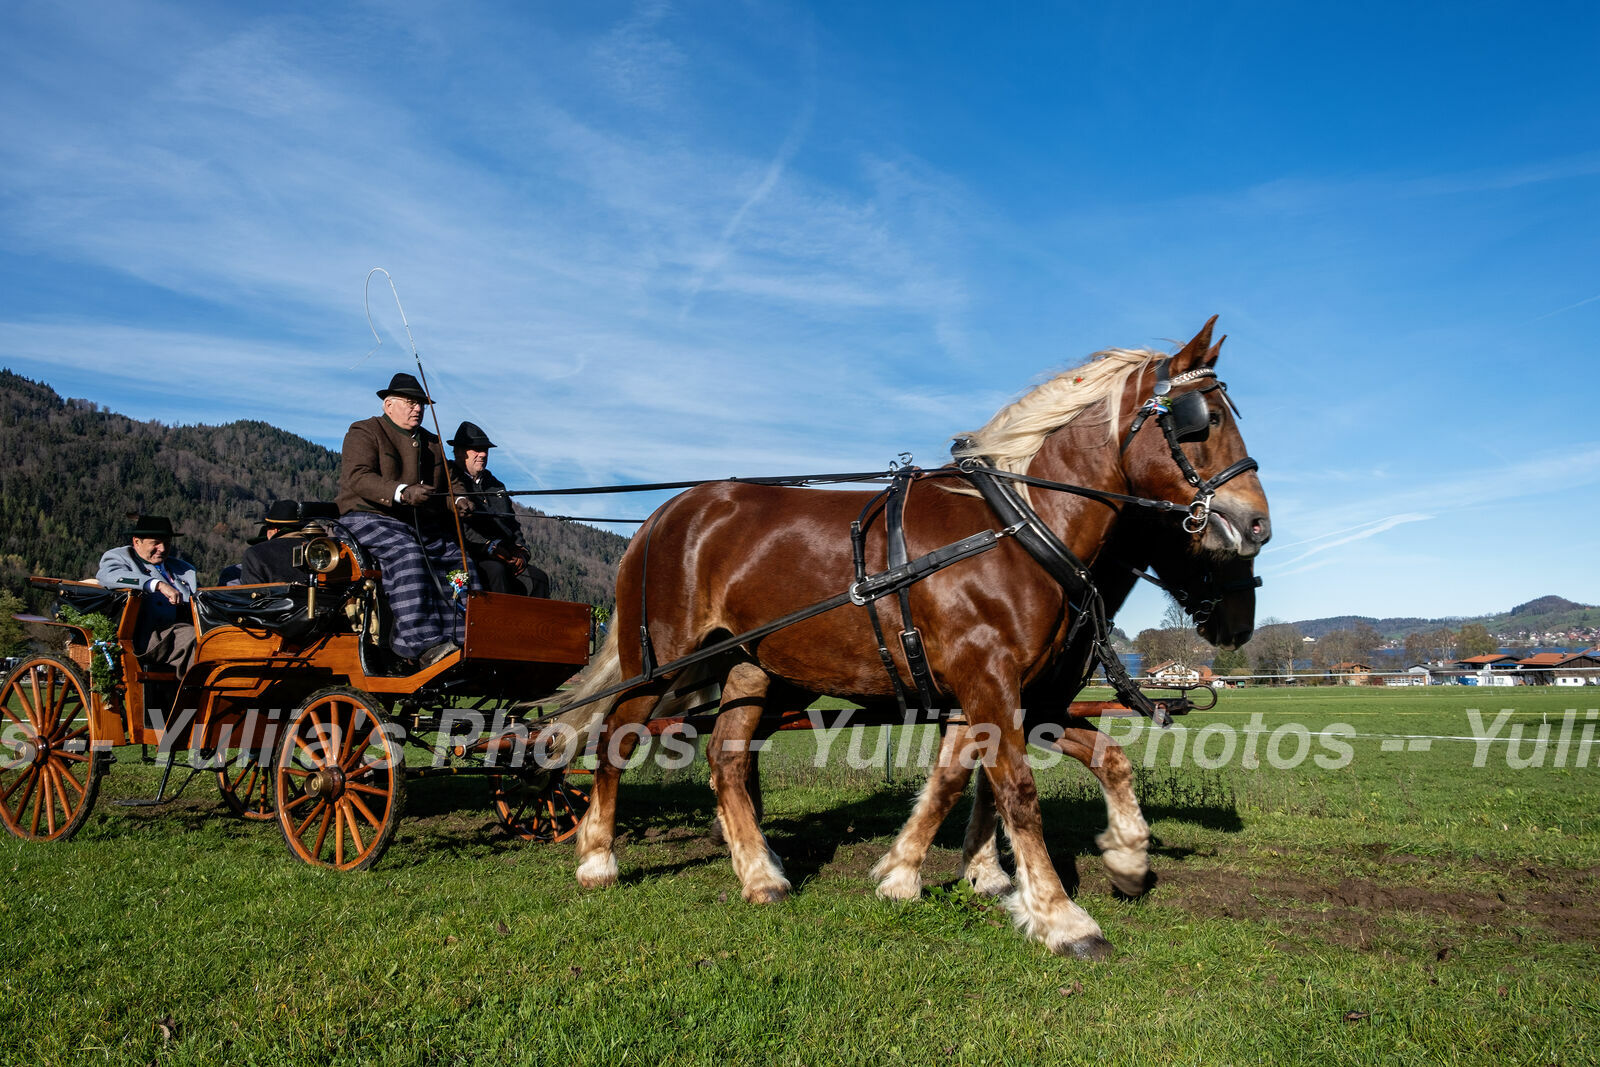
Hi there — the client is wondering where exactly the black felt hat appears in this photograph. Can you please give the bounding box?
[248,500,304,544]
[446,421,496,450]
[127,515,177,539]
[376,372,432,403]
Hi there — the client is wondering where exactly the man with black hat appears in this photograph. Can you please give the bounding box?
[336,373,474,667]
[220,500,304,585]
[447,421,551,598]
[96,515,198,675]
[241,501,340,584]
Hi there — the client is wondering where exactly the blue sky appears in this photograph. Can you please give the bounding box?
[2,1,1596,634]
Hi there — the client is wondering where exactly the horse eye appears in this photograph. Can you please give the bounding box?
[1209,410,1222,426]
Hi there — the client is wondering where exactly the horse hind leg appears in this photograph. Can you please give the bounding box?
[707,663,790,904]
[871,725,980,901]
[708,741,762,846]
[1057,723,1151,897]
[961,766,1013,897]
[574,687,664,889]
[964,723,1149,899]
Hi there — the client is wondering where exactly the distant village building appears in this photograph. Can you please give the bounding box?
[1144,661,1216,685]
[1326,662,1374,686]
[1522,649,1600,686]
[1449,654,1521,686]
[1386,665,1432,687]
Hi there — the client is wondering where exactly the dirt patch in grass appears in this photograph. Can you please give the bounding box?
[1151,861,1600,948]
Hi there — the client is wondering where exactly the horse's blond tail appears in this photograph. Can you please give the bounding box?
[543,624,624,747]
[554,624,622,714]
[549,624,723,746]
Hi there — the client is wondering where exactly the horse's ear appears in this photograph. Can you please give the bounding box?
[1170,315,1218,373]
[1205,334,1226,367]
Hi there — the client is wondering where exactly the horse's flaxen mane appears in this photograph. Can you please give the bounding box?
[949,347,1163,485]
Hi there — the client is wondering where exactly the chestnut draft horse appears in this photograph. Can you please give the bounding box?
[563,318,1270,958]
[699,474,1260,947]
[866,504,1259,916]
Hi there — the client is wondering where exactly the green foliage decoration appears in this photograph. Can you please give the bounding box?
[55,604,122,695]
[0,588,27,656]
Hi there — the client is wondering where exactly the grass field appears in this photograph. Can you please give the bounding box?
[2,686,1597,1065]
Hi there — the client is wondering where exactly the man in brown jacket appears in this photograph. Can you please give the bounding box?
[337,373,475,667]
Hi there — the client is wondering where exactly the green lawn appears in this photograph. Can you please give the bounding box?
[2,686,1596,1065]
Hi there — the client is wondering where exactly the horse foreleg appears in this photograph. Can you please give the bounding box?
[1056,721,1151,898]
[574,688,662,889]
[972,701,1112,959]
[707,663,790,903]
[871,724,978,900]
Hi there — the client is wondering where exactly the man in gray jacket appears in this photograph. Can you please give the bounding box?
[96,515,198,675]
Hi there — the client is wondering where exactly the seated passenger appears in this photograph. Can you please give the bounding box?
[220,500,303,585]
[241,501,338,584]
[95,514,197,675]
[446,421,551,598]
[336,373,474,667]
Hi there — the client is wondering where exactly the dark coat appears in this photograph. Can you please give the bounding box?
[337,415,450,520]
[447,462,548,596]
[242,532,310,584]
[447,462,528,557]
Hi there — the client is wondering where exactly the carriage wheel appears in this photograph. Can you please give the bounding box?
[0,656,104,843]
[273,688,405,870]
[487,764,592,843]
[216,750,276,821]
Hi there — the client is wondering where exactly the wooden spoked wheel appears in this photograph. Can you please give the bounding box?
[0,657,104,842]
[488,764,592,843]
[216,749,276,821]
[273,688,404,870]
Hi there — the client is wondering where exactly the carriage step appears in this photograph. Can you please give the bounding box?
[111,760,206,807]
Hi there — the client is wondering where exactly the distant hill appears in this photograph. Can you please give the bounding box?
[1293,596,1597,643]
[0,369,629,608]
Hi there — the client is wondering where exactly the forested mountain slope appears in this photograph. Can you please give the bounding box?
[0,369,628,608]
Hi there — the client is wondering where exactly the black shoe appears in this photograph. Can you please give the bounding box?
[419,640,459,668]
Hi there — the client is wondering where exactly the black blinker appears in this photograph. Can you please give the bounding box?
[1169,389,1211,443]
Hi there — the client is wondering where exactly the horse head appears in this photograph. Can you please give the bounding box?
[1116,316,1272,562]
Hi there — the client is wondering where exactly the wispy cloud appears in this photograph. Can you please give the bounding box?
[1531,291,1600,323]
[2,2,1596,631]
[1264,513,1434,571]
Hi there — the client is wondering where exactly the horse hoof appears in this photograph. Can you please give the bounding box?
[575,853,618,889]
[967,871,1013,898]
[1111,872,1154,900]
[875,868,922,901]
[1060,935,1114,961]
[744,884,789,904]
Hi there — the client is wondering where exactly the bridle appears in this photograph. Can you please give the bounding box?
[1121,357,1260,534]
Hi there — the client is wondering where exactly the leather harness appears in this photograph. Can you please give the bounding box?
[596,359,1263,727]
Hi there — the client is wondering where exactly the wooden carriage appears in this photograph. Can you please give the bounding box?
[0,525,596,870]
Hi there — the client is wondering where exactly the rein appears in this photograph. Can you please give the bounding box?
[539,353,1262,729]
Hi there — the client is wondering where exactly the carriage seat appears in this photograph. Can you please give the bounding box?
[47,580,128,619]
[193,584,321,641]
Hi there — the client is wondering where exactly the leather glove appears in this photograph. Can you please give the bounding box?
[399,484,433,506]
[491,542,529,575]
[453,495,474,515]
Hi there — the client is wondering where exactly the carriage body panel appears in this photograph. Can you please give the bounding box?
[5,569,596,864]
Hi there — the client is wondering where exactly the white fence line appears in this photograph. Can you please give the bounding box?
[1093,664,1600,687]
